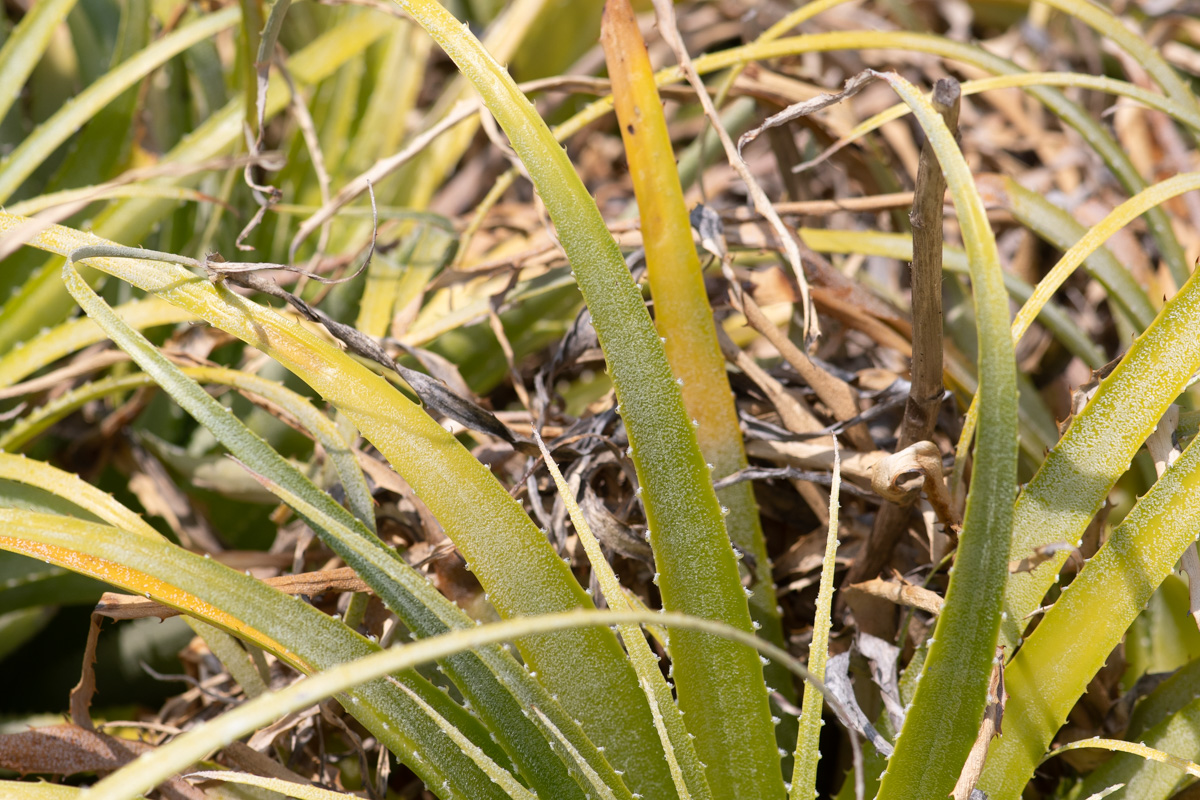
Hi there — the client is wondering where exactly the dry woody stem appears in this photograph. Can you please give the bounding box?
[849,78,961,589]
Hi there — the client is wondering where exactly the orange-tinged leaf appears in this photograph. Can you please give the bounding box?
[602,0,795,722]
[0,217,647,775]
[0,536,296,663]
[602,0,735,455]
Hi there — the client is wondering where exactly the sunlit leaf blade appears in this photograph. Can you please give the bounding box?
[998,179,1200,652]
[996,178,1157,333]
[186,772,364,800]
[0,780,96,799]
[0,451,504,795]
[538,433,713,800]
[0,364,371,529]
[86,607,819,800]
[46,0,150,192]
[978,423,1200,797]
[1008,174,1200,349]
[799,227,1105,368]
[351,0,552,336]
[817,72,1195,182]
[390,685,539,800]
[0,452,159,537]
[1042,739,1200,778]
[238,472,628,800]
[0,10,391,355]
[0,451,264,699]
[0,510,512,800]
[0,297,193,389]
[0,212,657,794]
[0,0,78,123]
[790,444,841,800]
[871,73,1017,800]
[0,6,241,205]
[1034,0,1200,133]
[601,0,790,716]
[392,0,557,210]
[57,252,612,800]
[977,293,1200,799]
[1074,693,1200,800]
[473,27,1189,285]
[392,2,781,796]
[530,707,621,800]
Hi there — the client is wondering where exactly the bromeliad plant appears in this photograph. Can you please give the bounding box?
[4,1,1200,799]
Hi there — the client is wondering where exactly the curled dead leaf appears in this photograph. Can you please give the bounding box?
[870,441,958,531]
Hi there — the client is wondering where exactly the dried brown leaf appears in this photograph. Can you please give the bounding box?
[950,648,1007,800]
[849,577,944,615]
[0,725,205,800]
[68,615,103,730]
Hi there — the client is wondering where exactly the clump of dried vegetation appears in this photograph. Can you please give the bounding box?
[2,0,1200,798]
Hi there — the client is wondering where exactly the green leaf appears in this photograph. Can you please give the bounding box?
[180,772,366,800]
[0,780,98,799]
[48,0,150,191]
[790,443,841,800]
[0,213,656,793]
[59,247,623,800]
[393,2,782,796]
[0,509,513,800]
[0,0,78,123]
[1072,683,1200,799]
[0,453,507,798]
[84,606,821,800]
[1070,660,1200,798]
[0,364,373,534]
[870,72,1017,800]
[0,296,193,389]
[1034,0,1200,133]
[226,470,623,800]
[471,26,1188,286]
[997,177,1157,333]
[0,6,241,205]
[1126,658,1200,742]
[978,427,1200,798]
[601,0,790,719]
[0,10,391,355]
[998,181,1200,653]
[537,433,713,800]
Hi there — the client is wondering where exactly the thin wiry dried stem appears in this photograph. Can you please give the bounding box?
[650,0,817,343]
